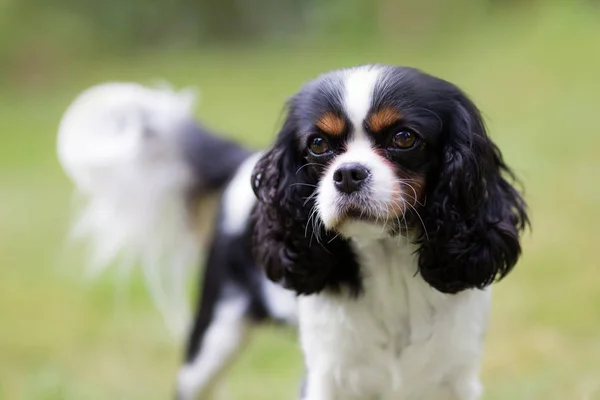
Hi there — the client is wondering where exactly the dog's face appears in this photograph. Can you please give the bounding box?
[252,65,528,295]
[291,66,445,238]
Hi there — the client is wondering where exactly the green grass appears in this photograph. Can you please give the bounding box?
[1,3,599,399]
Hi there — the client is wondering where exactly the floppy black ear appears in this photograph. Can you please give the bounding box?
[417,93,529,294]
[251,116,360,295]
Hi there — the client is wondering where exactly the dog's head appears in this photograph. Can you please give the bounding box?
[252,65,528,295]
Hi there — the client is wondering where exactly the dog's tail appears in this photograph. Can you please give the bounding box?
[57,82,251,336]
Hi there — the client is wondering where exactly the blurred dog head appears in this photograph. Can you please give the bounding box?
[252,65,528,295]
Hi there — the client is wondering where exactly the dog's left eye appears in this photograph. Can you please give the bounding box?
[308,136,330,155]
[392,131,417,149]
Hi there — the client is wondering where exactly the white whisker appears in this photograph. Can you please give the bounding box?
[295,163,323,175]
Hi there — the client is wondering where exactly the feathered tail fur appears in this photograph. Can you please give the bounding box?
[57,82,250,336]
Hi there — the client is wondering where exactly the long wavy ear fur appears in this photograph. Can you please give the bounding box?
[251,116,361,296]
[417,93,529,294]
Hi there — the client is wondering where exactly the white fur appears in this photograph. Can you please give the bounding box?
[261,276,298,325]
[342,66,383,140]
[57,82,203,337]
[177,286,250,400]
[299,238,487,400]
[58,82,196,193]
[222,152,261,235]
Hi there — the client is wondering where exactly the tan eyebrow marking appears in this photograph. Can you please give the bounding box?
[368,107,402,132]
[316,112,346,136]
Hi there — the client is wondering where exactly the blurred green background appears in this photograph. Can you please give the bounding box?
[1,0,599,399]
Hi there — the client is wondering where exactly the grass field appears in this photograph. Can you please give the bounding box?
[1,4,599,399]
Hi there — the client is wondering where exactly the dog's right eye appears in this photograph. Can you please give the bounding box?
[308,136,330,156]
[389,130,419,150]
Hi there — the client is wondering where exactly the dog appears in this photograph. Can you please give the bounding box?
[58,65,528,400]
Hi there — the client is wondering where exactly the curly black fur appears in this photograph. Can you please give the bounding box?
[251,115,362,296]
[416,92,529,293]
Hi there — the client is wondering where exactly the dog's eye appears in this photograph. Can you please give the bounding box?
[392,131,417,149]
[308,136,330,155]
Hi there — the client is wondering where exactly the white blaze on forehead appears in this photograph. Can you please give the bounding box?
[342,66,382,140]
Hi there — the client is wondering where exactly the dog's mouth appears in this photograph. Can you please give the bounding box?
[330,203,417,239]
[344,206,378,222]
[329,203,389,229]
[320,190,408,233]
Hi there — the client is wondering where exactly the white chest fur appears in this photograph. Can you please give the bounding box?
[298,237,490,400]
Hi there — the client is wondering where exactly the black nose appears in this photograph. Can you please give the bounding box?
[333,163,370,194]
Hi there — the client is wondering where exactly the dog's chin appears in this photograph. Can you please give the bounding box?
[338,220,392,240]
[326,209,397,240]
